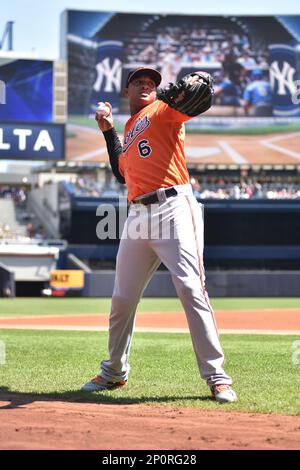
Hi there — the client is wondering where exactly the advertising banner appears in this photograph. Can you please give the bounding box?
[0,59,53,122]
[50,270,84,289]
[0,122,65,160]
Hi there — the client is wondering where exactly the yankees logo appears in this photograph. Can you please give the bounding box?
[269,60,296,96]
[93,57,122,93]
[123,116,150,153]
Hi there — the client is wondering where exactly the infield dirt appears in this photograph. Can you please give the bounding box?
[0,397,299,450]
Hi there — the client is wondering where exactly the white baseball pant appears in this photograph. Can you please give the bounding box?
[100,184,232,387]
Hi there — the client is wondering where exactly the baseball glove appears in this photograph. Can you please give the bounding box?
[157,71,214,117]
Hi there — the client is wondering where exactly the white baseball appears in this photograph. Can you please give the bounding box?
[96,102,110,116]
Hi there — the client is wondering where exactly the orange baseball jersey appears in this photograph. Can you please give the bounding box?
[118,100,192,202]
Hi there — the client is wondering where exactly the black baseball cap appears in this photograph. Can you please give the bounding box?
[126,67,162,88]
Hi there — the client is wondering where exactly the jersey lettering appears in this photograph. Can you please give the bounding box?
[123,116,150,153]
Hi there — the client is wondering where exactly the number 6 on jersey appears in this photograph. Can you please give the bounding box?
[138,139,152,158]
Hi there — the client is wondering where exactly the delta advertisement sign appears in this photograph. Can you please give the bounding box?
[0,122,65,160]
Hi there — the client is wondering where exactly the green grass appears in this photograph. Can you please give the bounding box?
[211,298,300,310]
[0,329,299,415]
[0,297,299,317]
[0,298,113,316]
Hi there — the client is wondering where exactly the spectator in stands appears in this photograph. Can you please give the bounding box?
[239,35,250,51]
[17,187,26,204]
[252,182,263,198]
[138,44,155,63]
[2,224,10,238]
[26,223,34,238]
[160,53,182,88]
[199,46,217,64]
[101,172,121,197]
[66,170,300,201]
[257,54,269,68]
[181,45,195,64]
[0,186,11,199]
[3,223,10,233]
[191,29,202,39]
[237,50,257,69]
[33,225,45,240]
[243,69,273,116]
[213,71,241,106]
[190,177,201,198]
[230,184,241,200]
[156,32,173,51]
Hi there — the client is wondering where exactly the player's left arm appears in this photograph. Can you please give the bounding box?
[157,71,214,119]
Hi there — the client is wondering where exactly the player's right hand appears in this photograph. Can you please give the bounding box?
[95,101,114,132]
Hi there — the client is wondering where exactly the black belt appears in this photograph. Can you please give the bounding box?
[132,187,178,205]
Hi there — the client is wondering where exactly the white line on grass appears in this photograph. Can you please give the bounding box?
[0,325,299,335]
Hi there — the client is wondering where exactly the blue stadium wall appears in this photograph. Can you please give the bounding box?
[62,197,300,296]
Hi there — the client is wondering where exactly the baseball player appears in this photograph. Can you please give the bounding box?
[243,69,273,116]
[82,67,237,403]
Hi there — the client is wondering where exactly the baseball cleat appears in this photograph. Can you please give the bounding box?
[81,375,128,392]
[210,384,237,403]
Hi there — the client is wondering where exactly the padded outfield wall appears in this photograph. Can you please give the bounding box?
[67,196,300,269]
[64,196,300,296]
[81,270,300,297]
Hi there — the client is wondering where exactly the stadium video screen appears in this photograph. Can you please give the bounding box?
[0,59,53,122]
[62,10,300,165]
